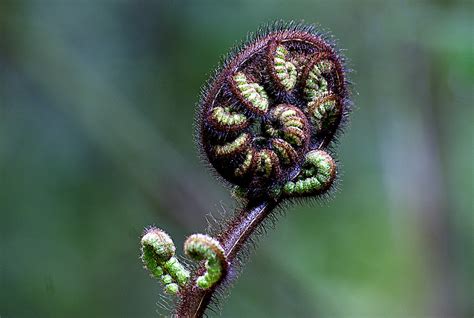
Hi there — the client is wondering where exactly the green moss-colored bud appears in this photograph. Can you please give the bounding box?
[184,234,227,290]
[283,150,336,197]
[141,228,175,263]
[140,228,190,295]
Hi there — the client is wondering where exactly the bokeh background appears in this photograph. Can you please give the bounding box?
[1,0,472,317]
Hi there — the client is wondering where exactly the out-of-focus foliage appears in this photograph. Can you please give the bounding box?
[1,1,472,317]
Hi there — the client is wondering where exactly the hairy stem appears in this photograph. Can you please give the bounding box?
[176,200,279,317]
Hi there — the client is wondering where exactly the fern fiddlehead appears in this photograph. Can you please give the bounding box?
[184,234,227,290]
[140,228,190,295]
[140,21,351,317]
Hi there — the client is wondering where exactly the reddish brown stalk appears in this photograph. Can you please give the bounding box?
[176,200,279,317]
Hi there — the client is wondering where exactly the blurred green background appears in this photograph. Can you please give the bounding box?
[1,0,472,317]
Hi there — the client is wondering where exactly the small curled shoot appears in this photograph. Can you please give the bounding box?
[184,234,227,290]
[283,149,336,197]
[140,227,190,295]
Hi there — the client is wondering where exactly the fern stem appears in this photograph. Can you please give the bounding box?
[176,200,279,317]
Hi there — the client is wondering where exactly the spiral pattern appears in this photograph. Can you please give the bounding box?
[198,24,349,199]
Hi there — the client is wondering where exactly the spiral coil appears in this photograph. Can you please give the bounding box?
[198,25,349,199]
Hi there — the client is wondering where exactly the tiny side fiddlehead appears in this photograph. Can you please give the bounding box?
[140,227,190,295]
[184,234,227,290]
[140,21,352,317]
